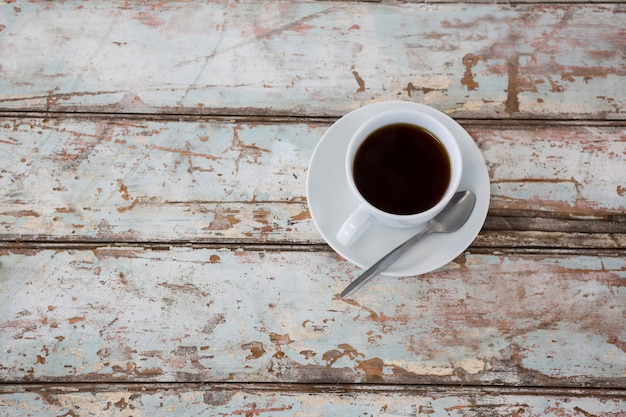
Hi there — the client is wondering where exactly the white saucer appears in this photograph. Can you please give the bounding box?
[306,101,490,277]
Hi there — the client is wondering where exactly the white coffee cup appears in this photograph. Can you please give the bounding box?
[336,109,463,246]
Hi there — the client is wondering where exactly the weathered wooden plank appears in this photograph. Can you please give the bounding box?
[1,118,624,242]
[477,231,626,251]
[1,248,625,386]
[0,2,624,118]
[1,384,625,417]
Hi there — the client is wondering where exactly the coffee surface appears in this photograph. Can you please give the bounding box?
[353,123,451,215]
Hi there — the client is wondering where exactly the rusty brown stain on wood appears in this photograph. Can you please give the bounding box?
[505,54,520,114]
[68,316,85,325]
[546,74,563,93]
[404,82,434,98]
[269,333,293,359]
[241,341,266,360]
[300,349,316,360]
[1,210,40,217]
[117,198,141,213]
[113,397,130,410]
[356,357,385,382]
[39,312,58,328]
[322,343,363,366]
[54,207,75,213]
[607,337,626,354]
[352,70,366,93]
[227,125,271,172]
[561,66,622,82]
[253,208,270,221]
[253,208,274,234]
[207,208,241,230]
[405,82,417,97]
[573,406,598,417]
[0,137,19,145]
[461,53,482,91]
[116,179,131,201]
[269,333,293,346]
[291,209,311,221]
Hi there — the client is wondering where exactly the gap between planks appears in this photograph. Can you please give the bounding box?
[0,240,624,257]
[1,111,626,127]
[1,382,626,398]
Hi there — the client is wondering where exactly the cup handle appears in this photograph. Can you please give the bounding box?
[336,205,373,246]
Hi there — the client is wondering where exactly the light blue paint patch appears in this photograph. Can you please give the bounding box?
[541,255,626,278]
[599,257,626,279]
[515,325,626,378]
[491,181,578,207]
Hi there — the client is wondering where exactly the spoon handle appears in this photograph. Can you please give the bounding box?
[340,223,433,298]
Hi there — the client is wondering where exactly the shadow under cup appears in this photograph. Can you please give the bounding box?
[337,110,463,246]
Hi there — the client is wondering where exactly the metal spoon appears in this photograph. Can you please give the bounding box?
[340,190,476,298]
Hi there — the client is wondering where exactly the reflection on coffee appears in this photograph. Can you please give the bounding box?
[353,123,451,215]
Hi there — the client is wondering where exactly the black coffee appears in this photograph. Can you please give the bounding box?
[353,123,451,215]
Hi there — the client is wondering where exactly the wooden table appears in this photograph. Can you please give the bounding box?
[1,1,625,415]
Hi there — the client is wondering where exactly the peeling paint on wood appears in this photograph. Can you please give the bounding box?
[1,384,625,417]
[1,0,625,413]
[0,119,624,242]
[1,248,625,386]
[0,2,624,118]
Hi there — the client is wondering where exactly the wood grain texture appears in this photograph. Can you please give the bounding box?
[1,384,626,417]
[0,2,624,118]
[1,118,624,242]
[1,0,626,411]
[1,248,625,387]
